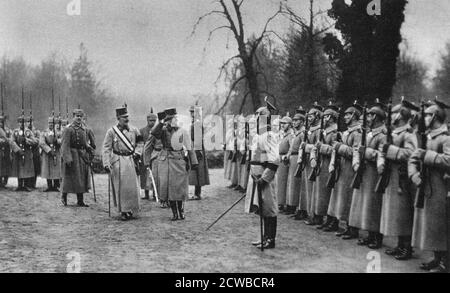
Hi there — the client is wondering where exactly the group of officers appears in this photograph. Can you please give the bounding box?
[225,97,450,273]
[0,104,210,222]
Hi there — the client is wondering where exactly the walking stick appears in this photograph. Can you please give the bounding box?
[148,167,159,203]
[109,172,117,207]
[90,164,96,202]
[108,173,111,217]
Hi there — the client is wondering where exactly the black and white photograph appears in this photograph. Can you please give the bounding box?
[0,0,450,276]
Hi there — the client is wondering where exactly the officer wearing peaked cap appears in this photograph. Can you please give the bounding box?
[408,97,450,273]
[0,115,11,188]
[277,112,293,214]
[349,99,387,249]
[151,108,198,221]
[188,104,210,199]
[330,101,363,239]
[61,107,91,207]
[245,98,280,249]
[102,105,141,221]
[139,108,158,200]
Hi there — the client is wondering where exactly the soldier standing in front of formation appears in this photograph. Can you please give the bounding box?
[10,116,37,192]
[139,109,157,200]
[0,115,11,188]
[303,103,324,226]
[102,105,141,221]
[61,108,91,207]
[377,99,418,260]
[27,117,41,189]
[329,102,362,240]
[248,101,280,249]
[151,108,198,221]
[349,101,387,249]
[312,102,339,231]
[276,114,293,214]
[408,99,450,273]
[189,105,210,199]
[40,116,63,192]
[289,107,307,220]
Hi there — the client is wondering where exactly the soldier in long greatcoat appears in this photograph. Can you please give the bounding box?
[303,103,324,226]
[151,108,198,221]
[0,115,11,188]
[40,117,63,192]
[103,105,141,221]
[349,101,387,249]
[277,114,293,214]
[377,100,418,260]
[61,108,91,207]
[311,103,339,231]
[288,108,307,220]
[27,117,41,189]
[247,101,280,250]
[10,116,37,191]
[330,103,362,239]
[408,99,450,273]
[139,109,157,200]
[189,105,210,199]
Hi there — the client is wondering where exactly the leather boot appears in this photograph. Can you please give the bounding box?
[368,233,383,249]
[420,251,442,271]
[323,218,340,232]
[252,218,269,246]
[395,246,413,261]
[77,193,89,207]
[430,254,448,273]
[294,210,308,221]
[61,193,68,206]
[194,186,202,200]
[317,215,332,230]
[342,227,359,240]
[170,201,178,221]
[142,190,150,200]
[44,180,53,192]
[54,179,60,190]
[177,201,185,220]
[386,237,403,256]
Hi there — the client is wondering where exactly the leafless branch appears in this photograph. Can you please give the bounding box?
[215,54,242,85]
[190,10,226,39]
[215,74,248,114]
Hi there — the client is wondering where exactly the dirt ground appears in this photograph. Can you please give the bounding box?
[0,169,429,273]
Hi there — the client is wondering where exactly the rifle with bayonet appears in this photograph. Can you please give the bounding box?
[18,87,26,165]
[58,95,62,130]
[294,116,309,178]
[240,121,248,165]
[50,88,57,166]
[351,103,368,189]
[309,112,325,182]
[414,101,427,209]
[327,109,342,189]
[375,98,393,193]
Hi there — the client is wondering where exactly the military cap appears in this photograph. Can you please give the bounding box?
[73,108,85,116]
[147,108,157,120]
[115,105,129,118]
[308,102,323,115]
[164,108,177,117]
[368,99,387,119]
[48,117,56,123]
[324,101,340,118]
[17,116,25,123]
[280,112,292,124]
[293,106,306,120]
[256,96,277,116]
[345,100,364,116]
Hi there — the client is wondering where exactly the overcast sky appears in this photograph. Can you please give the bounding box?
[0,0,449,100]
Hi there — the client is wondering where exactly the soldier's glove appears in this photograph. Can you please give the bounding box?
[48,150,55,157]
[256,178,268,190]
[132,153,141,161]
[17,150,25,157]
[414,148,426,160]
[411,173,422,187]
[104,166,111,173]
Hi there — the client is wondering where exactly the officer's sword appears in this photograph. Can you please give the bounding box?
[147,167,159,203]
[206,192,247,231]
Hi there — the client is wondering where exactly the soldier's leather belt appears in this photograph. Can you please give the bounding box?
[113,150,133,156]
[291,152,299,155]
[154,148,162,151]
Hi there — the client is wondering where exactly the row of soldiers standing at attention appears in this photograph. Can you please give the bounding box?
[225,98,450,273]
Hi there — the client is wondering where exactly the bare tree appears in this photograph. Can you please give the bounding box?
[192,0,283,114]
